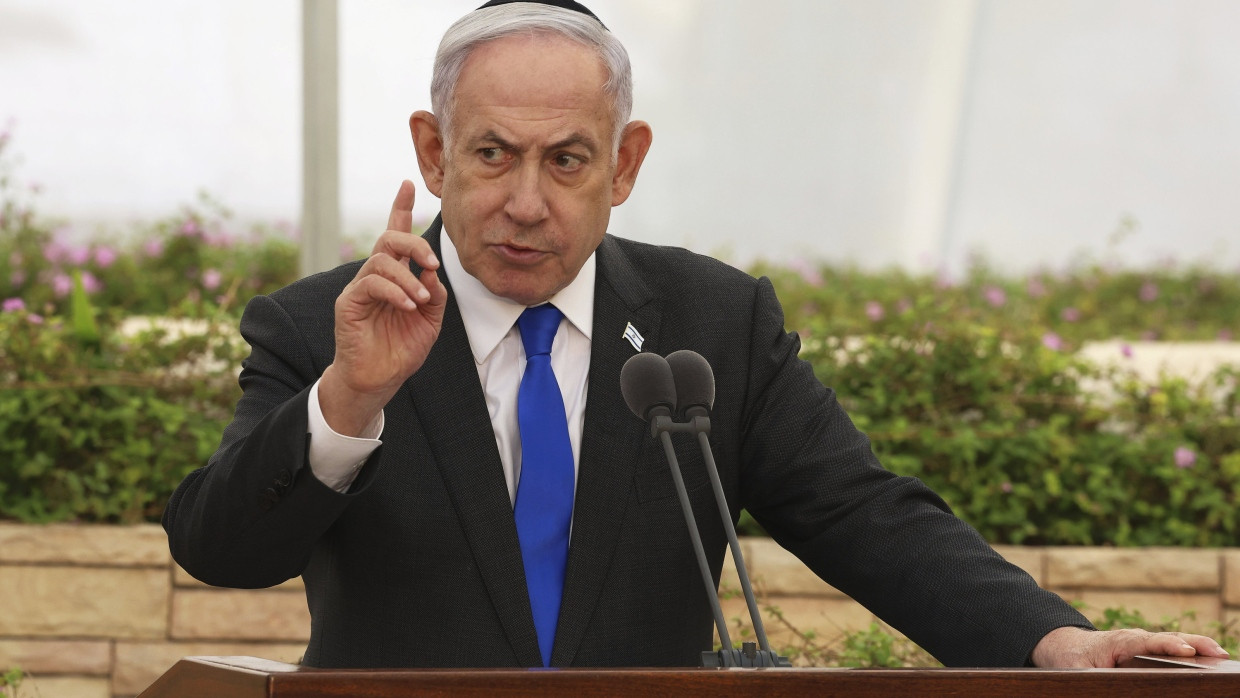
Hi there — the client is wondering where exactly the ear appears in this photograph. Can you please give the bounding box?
[611,120,653,206]
[409,110,446,198]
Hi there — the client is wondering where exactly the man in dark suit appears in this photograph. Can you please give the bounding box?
[164,0,1228,669]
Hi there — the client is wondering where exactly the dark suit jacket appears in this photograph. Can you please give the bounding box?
[164,219,1089,668]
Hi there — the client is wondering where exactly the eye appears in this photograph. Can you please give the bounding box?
[553,153,585,171]
[479,147,505,163]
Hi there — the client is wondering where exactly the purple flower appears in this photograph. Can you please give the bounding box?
[2,297,25,312]
[896,298,912,314]
[1060,307,1081,323]
[1139,281,1159,303]
[984,285,1007,308]
[1140,330,1158,341]
[1219,330,1233,342]
[865,301,885,322]
[42,239,69,263]
[143,238,165,257]
[80,271,102,294]
[201,268,222,290]
[787,258,823,287]
[51,273,73,297]
[1026,277,1047,298]
[1174,446,1197,469]
[1000,481,1013,493]
[9,270,25,286]
[1042,332,1064,351]
[1120,343,1133,358]
[93,246,118,268]
[66,245,90,266]
[180,220,202,237]
[27,313,43,325]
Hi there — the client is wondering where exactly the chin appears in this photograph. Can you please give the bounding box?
[485,277,559,307]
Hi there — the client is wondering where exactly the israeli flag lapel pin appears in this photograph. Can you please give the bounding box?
[623,322,645,351]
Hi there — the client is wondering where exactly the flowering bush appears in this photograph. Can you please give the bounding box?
[758,257,1240,347]
[0,290,245,522]
[789,294,1240,546]
[2,133,1238,540]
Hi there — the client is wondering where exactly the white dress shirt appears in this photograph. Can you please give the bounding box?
[305,230,595,503]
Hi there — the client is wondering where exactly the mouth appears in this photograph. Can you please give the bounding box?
[492,242,549,265]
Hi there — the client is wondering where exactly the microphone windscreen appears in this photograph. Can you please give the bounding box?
[666,349,715,413]
[620,353,677,420]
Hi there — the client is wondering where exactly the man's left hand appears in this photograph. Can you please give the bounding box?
[1031,625,1230,667]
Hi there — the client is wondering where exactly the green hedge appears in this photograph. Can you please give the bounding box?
[0,301,244,523]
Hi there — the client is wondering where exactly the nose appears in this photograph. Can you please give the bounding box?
[504,161,550,227]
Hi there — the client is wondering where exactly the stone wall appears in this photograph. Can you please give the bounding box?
[2,524,1237,697]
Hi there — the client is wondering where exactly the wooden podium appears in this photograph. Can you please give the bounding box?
[139,654,1240,697]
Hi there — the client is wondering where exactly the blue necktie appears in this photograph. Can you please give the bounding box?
[514,304,575,667]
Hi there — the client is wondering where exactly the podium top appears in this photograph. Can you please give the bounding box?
[139,654,1240,698]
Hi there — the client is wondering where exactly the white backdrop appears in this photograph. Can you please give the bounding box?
[2,0,1238,273]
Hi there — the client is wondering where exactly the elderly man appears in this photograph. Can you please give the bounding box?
[164,0,1228,669]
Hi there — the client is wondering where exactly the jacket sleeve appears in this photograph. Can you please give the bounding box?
[736,276,1091,667]
[163,292,383,589]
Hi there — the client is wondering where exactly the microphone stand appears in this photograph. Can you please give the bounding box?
[651,414,791,668]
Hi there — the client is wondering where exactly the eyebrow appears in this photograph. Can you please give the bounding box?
[478,130,599,156]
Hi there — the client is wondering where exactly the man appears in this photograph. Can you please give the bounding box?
[164,0,1228,669]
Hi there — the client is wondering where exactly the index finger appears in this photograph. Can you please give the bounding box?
[387,179,416,234]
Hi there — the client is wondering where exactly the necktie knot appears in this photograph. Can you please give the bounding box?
[517,304,563,358]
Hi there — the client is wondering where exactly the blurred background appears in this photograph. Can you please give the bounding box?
[2,0,1239,274]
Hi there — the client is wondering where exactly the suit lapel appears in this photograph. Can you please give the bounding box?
[552,236,662,666]
[404,222,542,667]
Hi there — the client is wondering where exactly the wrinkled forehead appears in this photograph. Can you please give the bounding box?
[452,33,611,122]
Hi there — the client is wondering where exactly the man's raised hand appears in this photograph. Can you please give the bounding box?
[319,180,447,436]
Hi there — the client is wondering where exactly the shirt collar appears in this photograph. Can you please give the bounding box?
[441,227,596,365]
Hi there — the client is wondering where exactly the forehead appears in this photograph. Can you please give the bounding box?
[451,33,611,141]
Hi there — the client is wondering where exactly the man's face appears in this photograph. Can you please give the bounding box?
[422,34,625,306]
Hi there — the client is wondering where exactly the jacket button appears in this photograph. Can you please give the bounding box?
[274,469,292,488]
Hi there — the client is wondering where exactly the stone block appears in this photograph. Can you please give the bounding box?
[1046,547,1219,590]
[113,641,306,696]
[171,590,310,641]
[173,563,304,591]
[719,594,874,650]
[0,566,168,638]
[0,523,168,566]
[1056,589,1220,633]
[1223,608,1240,643]
[743,538,846,597]
[991,545,1045,587]
[0,640,111,675]
[1223,551,1240,606]
[11,676,110,698]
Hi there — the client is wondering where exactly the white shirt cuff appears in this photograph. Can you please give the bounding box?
[306,377,383,493]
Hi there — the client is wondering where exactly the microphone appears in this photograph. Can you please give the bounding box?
[664,350,786,668]
[620,352,676,423]
[666,349,714,419]
[621,352,732,654]
[623,350,790,668]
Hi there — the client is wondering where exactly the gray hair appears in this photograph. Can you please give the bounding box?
[430,3,634,155]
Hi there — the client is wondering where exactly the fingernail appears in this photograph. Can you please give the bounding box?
[1216,645,1229,656]
[429,252,440,267]
[1181,643,1195,651]
[417,288,430,302]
